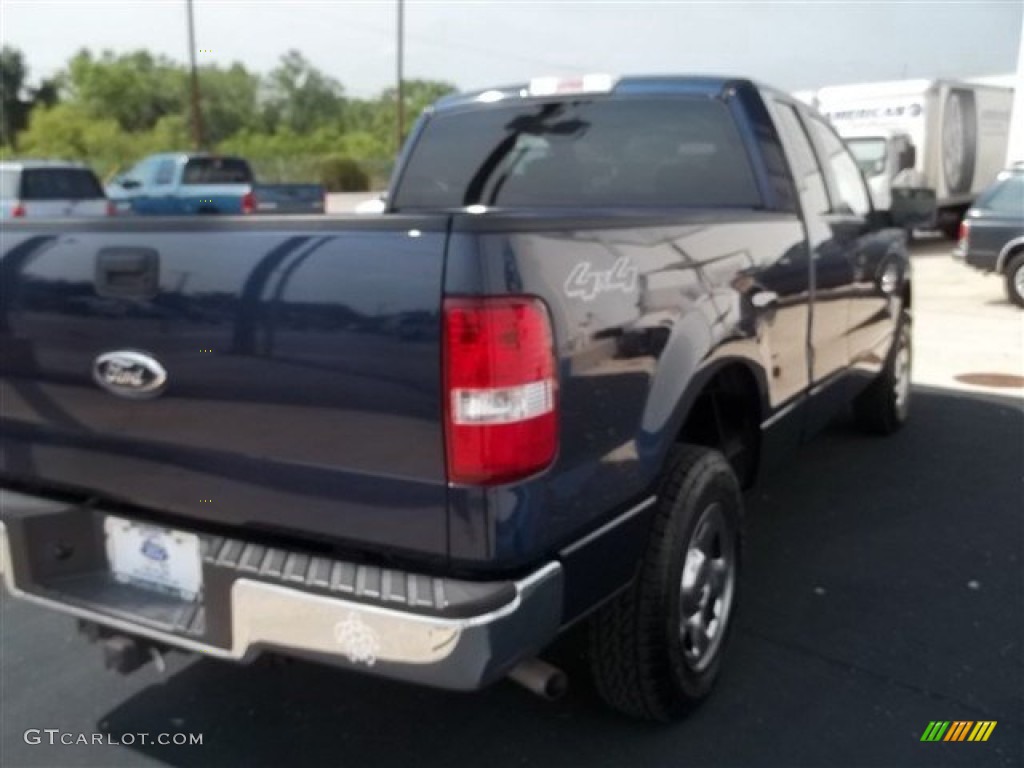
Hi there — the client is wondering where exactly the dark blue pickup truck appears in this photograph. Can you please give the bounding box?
[0,75,911,720]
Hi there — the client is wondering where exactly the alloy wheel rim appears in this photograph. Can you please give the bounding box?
[679,501,736,671]
[1014,264,1024,300]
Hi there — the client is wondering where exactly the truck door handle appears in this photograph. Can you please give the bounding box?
[751,290,779,309]
[95,247,160,299]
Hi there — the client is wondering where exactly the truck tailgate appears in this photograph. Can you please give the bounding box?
[1,216,450,561]
[253,184,326,214]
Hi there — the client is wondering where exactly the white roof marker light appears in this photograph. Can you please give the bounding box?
[527,74,618,97]
[476,90,506,103]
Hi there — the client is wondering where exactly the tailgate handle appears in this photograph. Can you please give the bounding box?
[96,247,160,299]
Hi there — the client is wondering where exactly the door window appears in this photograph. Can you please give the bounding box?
[124,158,154,187]
[808,117,871,217]
[770,101,830,217]
[154,159,176,186]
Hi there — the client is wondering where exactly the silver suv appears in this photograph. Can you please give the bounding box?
[1,160,112,219]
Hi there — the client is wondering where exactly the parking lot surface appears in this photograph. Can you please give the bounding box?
[1,239,1021,768]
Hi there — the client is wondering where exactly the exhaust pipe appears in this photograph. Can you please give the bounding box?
[507,658,568,701]
[78,621,170,675]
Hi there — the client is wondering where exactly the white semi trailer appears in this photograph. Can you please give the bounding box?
[797,79,1014,238]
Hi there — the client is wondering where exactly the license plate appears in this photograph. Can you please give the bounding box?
[104,517,202,601]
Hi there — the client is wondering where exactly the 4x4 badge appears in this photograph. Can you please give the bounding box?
[565,257,638,301]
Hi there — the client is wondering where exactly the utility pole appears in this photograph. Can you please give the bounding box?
[396,0,405,155]
[186,0,205,151]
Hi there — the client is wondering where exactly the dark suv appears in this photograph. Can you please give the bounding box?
[954,165,1024,307]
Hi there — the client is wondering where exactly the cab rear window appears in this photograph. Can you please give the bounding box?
[393,97,761,210]
[182,157,253,185]
[976,174,1024,215]
[20,168,105,200]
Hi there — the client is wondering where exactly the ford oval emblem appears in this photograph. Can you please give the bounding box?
[141,538,169,562]
[92,350,168,399]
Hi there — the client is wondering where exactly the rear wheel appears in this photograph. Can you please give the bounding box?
[588,445,742,721]
[1004,253,1024,309]
[853,312,912,435]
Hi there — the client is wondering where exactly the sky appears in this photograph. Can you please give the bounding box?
[2,0,1022,98]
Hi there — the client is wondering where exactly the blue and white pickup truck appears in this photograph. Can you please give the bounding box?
[1,74,912,721]
[107,153,325,215]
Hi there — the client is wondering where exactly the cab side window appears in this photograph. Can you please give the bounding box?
[808,116,871,217]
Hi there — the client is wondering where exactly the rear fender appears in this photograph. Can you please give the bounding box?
[640,332,770,474]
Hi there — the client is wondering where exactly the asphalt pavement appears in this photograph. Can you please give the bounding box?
[2,240,1022,768]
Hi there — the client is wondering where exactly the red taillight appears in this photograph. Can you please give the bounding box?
[241,191,256,215]
[106,200,116,217]
[11,201,25,218]
[443,296,558,485]
[958,219,970,245]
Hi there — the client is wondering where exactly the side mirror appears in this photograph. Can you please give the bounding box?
[898,145,916,172]
[119,178,142,190]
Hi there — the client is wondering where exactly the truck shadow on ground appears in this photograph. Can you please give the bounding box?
[96,386,1023,768]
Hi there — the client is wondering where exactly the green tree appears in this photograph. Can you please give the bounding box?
[0,46,29,148]
[30,77,61,109]
[263,50,345,134]
[65,49,186,133]
[3,46,456,178]
[16,103,128,176]
[0,46,65,150]
[198,63,261,145]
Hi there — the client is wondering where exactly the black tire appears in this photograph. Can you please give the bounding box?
[1005,252,1024,309]
[853,312,912,435]
[588,445,743,721]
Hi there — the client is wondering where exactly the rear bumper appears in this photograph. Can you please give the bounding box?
[0,490,563,691]
[954,246,998,273]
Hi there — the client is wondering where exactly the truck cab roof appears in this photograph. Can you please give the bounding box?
[432,75,759,112]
